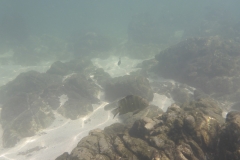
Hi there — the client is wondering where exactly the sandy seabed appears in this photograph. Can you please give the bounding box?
[0,56,173,160]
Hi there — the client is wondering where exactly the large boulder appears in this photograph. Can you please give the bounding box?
[41,73,101,120]
[46,58,111,89]
[55,98,230,160]
[0,71,59,147]
[0,70,60,104]
[218,111,240,160]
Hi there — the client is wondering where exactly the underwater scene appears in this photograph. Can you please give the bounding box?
[0,1,240,160]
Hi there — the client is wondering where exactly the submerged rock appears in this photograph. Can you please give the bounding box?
[218,111,240,160]
[46,61,70,76]
[55,152,70,160]
[55,98,233,160]
[154,36,240,102]
[47,58,96,77]
[0,59,105,147]
[0,71,60,104]
[41,72,101,120]
[1,93,54,148]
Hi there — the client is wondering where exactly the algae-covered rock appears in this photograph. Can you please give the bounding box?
[46,61,70,75]
[218,111,240,160]
[154,36,240,101]
[91,68,111,88]
[1,93,54,148]
[0,60,104,147]
[121,105,163,128]
[48,73,101,119]
[57,97,93,120]
[129,99,223,159]
[46,58,111,88]
[46,58,96,76]
[62,73,100,103]
[56,98,228,160]
[70,127,124,160]
[0,70,61,104]
[171,86,193,104]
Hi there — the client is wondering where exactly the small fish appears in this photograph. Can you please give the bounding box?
[117,57,121,66]
[111,95,149,118]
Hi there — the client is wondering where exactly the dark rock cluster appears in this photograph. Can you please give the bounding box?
[2,93,54,148]
[218,111,240,159]
[0,60,101,147]
[0,58,154,148]
[54,34,240,160]
[55,98,240,160]
[154,36,240,102]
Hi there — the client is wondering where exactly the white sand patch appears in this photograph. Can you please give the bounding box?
[0,56,174,160]
[151,93,173,112]
[0,102,119,160]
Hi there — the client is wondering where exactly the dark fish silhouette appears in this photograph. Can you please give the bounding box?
[117,57,121,66]
[112,95,149,118]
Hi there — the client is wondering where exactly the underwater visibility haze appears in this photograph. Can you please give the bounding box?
[0,1,240,160]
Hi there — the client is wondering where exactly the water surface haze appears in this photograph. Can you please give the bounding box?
[0,1,240,160]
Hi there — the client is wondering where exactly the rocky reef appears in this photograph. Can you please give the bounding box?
[1,93,54,148]
[153,36,240,103]
[55,98,240,160]
[0,60,102,147]
[0,57,156,148]
[218,111,240,159]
